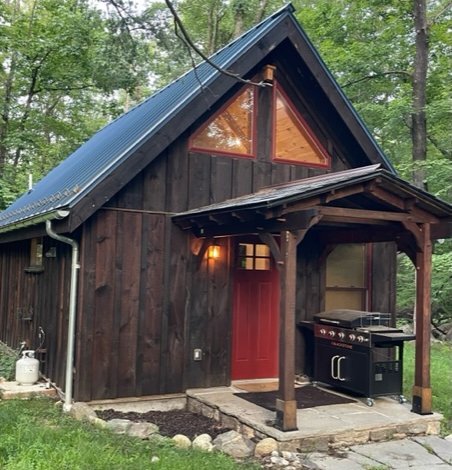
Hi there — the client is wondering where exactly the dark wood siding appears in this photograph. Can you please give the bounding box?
[371,242,397,315]
[0,238,71,390]
[76,210,167,400]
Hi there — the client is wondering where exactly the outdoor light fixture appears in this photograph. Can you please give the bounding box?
[207,244,221,260]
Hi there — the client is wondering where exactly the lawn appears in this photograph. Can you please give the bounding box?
[403,341,452,434]
[0,398,258,470]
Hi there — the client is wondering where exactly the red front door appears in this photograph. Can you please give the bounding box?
[232,241,279,380]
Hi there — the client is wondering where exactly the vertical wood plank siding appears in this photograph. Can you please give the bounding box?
[0,239,71,390]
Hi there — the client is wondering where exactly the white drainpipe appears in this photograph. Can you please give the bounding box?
[45,219,79,412]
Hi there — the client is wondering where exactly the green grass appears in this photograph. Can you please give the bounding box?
[0,398,259,470]
[403,341,452,434]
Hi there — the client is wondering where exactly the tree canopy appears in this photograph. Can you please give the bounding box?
[0,0,151,208]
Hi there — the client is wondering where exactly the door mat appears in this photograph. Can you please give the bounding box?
[234,381,279,393]
[235,384,356,411]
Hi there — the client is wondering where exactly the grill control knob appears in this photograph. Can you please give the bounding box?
[357,335,365,343]
[328,330,336,337]
[338,332,345,339]
[320,328,326,335]
[349,333,356,341]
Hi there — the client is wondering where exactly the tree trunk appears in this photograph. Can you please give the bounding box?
[411,0,428,190]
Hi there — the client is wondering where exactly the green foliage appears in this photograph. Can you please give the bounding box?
[397,243,452,326]
[403,342,452,434]
[0,398,258,469]
[295,0,452,201]
[0,342,16,381]
[0,0,152,209]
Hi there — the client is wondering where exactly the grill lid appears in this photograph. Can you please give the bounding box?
[313,309,391,328]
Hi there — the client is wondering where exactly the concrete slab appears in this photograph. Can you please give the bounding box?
[413,436,452,464]
[306,452,373,470]
[88,393,187,412]
[0,380,56,399]
[350,439,445,468]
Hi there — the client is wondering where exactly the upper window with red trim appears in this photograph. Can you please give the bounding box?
[189,74,331,168]
[273,87,330,167]
[190,87,255,158]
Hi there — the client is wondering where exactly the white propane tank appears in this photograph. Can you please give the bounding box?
[15,350,39,385]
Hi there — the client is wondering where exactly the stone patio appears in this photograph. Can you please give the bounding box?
[186,383,443,452]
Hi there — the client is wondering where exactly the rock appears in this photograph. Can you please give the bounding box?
[271,450,280,457]
[150,456,160,463]
[106,418,132,434]
[192,433,213,452]
[172,434,192,449]
[445,434,452,442]
[270,455,289,466]
[69,402,97,421]
[282,450,301,462]
[88,416,107,429]
[213,430,255,459]
[255,438,278,457]
[128,422,159,439]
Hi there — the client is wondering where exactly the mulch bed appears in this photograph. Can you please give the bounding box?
[235,384,356,412]
[96,408,231,440]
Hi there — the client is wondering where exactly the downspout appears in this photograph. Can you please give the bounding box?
[45,219,79,412]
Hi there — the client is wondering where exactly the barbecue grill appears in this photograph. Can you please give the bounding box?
[310,309,415,406]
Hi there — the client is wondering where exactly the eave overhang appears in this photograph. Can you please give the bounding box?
[172,165,452,240]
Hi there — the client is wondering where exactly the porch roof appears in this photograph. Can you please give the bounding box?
[173,165,452,239]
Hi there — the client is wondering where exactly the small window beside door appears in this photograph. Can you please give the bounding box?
[325,244,369,311]
[237,243,271,271]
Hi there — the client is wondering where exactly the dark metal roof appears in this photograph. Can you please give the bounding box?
[173,164,452,225]
[0,3,396,233]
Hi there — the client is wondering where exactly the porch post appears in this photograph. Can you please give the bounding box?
[276,230,298,431]
[412,223,433,415]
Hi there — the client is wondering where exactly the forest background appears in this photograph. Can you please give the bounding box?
[0,0,451,328]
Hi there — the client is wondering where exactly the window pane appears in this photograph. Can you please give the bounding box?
[191,88,254,156]
[326,244,366,288]
[238,243,254,257]
[325,289,365,311]
[239,257,254,270]
[255,244,270,257]
[255,258,270,271]
[274,89,329,166]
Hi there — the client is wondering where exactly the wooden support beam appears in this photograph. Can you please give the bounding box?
[367,187,439,223]
[317,206,422,222]
[259,233,282,267]
[275,230,298,431]
[323,184,365,203]
[411,223,433,415]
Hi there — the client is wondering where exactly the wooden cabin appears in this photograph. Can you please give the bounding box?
[0,5,451,428]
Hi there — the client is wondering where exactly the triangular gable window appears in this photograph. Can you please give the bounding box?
[190,87,255,158]
[273,87,330,167]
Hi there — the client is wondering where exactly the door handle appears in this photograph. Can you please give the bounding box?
[331,355,340,379]
[337,356,346,381]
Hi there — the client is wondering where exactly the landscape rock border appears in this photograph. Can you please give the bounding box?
[68,401,452,469]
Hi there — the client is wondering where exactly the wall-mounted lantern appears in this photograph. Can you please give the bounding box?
[207,244,221,260]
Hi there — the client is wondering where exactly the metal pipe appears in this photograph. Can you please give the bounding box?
[45,219,79,412]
